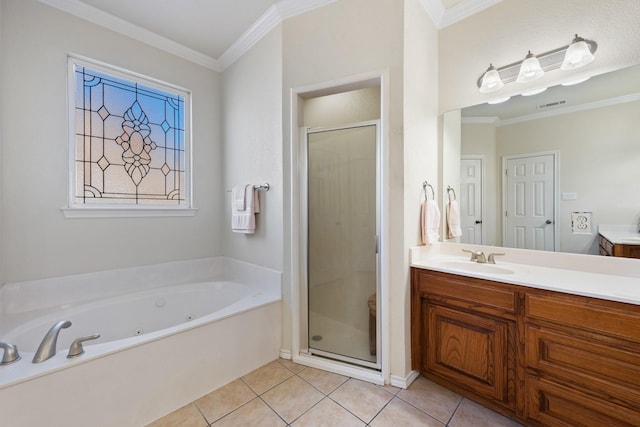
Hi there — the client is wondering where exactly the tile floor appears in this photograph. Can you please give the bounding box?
[147,358,525,426]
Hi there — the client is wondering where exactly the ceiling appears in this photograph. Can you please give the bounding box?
[40,0,502,71]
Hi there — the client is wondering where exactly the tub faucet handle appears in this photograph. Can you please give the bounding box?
[0,342,21,365]
[67,334,101,358]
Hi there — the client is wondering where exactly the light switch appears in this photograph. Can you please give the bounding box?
[562,192,578,201]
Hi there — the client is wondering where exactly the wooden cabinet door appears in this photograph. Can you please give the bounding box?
[425,303,514,408]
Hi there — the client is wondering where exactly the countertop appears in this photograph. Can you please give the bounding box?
[599,224,640,245]
[411,242,640,306]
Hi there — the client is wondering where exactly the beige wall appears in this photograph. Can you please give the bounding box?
[281,0,440,382]
[0,1,221,282]
[282,0,405,380]
[497,100,640,254]
[440,0,640,113]
[221,27,283,271]
[401,0,439,379]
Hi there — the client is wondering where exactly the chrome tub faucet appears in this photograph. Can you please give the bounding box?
[32,320,72,363]
[0,342,21,365]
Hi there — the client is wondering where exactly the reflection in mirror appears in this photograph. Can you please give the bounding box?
[448,64,640,256]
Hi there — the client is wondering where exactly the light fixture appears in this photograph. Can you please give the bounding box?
[516,51,544,83]
[479,64,504,93]
[487,96,511,104]
[561,76,591,86]
[477,34,597,93]
[561,35,595,70]
[521,87,547,97]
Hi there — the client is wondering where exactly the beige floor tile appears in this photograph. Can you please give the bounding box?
[145,403,207,427]
[195,378,258,423]
[397,377,462,424]
[242,359,295,394]
[298,366,349,394]
[211,398,286,427]
[370,397,445,427]
[291,397,365,427]
[277,358,307,374]
[329,378,394,423]
[379,383,402,395]
[449,398,525,427]
[261,376,325,423]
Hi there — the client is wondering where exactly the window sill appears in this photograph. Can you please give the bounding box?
[61,207,198,219]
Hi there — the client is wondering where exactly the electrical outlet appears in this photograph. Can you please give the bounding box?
[571,212,592,234]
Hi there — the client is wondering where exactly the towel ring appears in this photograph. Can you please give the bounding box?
[447,186,456,201]
[423,181,435,200]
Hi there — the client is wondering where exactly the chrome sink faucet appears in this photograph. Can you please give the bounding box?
[32,320,72,363]
[462,249,505,264]
[462,249,486,263]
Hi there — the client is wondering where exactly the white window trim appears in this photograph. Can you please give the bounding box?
[65,54,195,218]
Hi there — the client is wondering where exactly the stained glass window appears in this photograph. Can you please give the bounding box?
[70,58,190,208]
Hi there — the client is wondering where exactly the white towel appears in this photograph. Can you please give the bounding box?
[446,200,462,239]
[421,199,441,245]
[232,185,248,211]
[232,185,260,234]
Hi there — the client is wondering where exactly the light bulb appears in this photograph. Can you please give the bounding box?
[516,51,544,83]
[561,35,595,70]
[479,64,504,93]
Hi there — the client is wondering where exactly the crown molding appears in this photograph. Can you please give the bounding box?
[420,0,446,28]
[461,116,499,125]
[219,0,336,70]
[421,0,502,29]
[40,0,335,72]
[39,0,221,71]
[496,92,640,127]
[462,92,640,127]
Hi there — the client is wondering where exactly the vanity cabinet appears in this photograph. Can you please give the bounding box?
[411,267,640,427]
[599,233,640,259]
[524,290,640,426]
[411,269,518,414]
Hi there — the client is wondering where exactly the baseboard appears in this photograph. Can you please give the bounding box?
[390,370,420,389]
[279,348,292,360]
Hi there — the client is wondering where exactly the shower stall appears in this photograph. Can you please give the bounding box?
[304,121,380,369]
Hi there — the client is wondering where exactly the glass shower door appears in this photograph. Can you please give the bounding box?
[306,122,379,368]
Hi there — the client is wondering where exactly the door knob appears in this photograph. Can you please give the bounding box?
[545,219,553,224]
[475,220,483,224]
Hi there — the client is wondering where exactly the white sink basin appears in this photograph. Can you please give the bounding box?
[437,260,520,275]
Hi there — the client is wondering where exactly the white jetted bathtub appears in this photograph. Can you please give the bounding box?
[0,257,281,427]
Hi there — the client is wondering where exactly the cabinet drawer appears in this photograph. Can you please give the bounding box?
[526,325,640,410]
[599,235,613,255]
[415,269,517,314]
[525,292,640,342]
[526,375,640,427]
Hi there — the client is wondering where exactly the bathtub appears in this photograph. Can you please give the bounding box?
[0,257,281,427]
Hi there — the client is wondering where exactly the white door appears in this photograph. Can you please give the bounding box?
[460,157,483,244]
[503,153,557,251]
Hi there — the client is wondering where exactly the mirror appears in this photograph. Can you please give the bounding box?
[446,64,640,255]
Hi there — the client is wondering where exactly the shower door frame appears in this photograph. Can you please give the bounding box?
[302,120,382,370]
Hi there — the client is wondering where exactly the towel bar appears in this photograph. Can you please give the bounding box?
[226,183,270,192]
[423,181,435,200]
[447,186,456,201]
